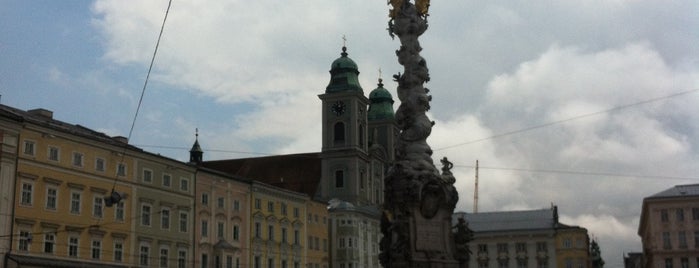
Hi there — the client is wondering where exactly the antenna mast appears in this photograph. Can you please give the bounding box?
[474,160,479,213]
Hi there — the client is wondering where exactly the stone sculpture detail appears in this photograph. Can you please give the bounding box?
[380,1,462,267]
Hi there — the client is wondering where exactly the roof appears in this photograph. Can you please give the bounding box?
[648,183,699,199]
[453,208,556,232]
[325,46,363,93]
[8,254,128,268]
[367,79,395,121]
[0,104,143,152]
[203,152,322,197]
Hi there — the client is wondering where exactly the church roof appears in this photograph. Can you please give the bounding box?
[325,46,363,93]
[368,79,395,121]
[202,152,322,197]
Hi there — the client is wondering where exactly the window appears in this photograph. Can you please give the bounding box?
[117,163,126,176]
[162,208,170,229]
[563,239,571,248]
[564,259,572,268]
[255,222,261,238]
[516,242,526,252]
[72,152,84,167]
[661,209,669,222]
[48,146,59,161]
[293,207,299,218]
[23,140,36,155]
[694,231,699,248]
[678,231,687,248]
[294,230,300,245]
[218,197,225,209]
[677,209,685,221]
[92,239,101,260]
[178,249,187,268]
[334,122,345,142]
[202,220,209,237]
[201,254,208,268]
[93,195,104,218]
[18,231,30,251]
[268,258,274,268]
[40,187,59,210]
[142,204,151,226]
[71,192,81,214]
[663,232,672,249]
[218,222,224,238]
[323,239,327,251]
[665,258,673,268]
[693,207,699,220]
[227,256,233,268]
[140,245,150,266]
[268,225,274,240]
[143,169,153,183]
[163,174,171,187]
[267,201,274,212]
[179,212,188,232]
[233,225,239,241]
[95,158,105,172]
[254,199,261,209]
[114,241,124,262]
[536,242,547,252]
[680,258,688,268]
[44,233,55,253]
[180,178,189,191]
[20,182,32,205]
[254,256,261,268]
[517,259,527,268]
[281,203,287,215]
[233,200,240,211]
[69,236,79,257]
[115,202,125,221]
[335,170,344,188]
[202,193,209,205]
[281,227,287,243]
[160,248,169,268]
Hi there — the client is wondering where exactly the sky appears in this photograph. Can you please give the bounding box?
[2,1,698,267]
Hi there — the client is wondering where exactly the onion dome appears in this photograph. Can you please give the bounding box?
[325,46,363,93]
[367,78,395,121]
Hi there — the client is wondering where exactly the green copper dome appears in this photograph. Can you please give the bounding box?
[326,46,363,93]
[368,79,395,121]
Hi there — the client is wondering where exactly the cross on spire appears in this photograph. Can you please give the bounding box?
[342,35,347,47]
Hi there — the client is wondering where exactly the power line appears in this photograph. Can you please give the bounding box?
[434,89,699,151]
[453,164,699,181]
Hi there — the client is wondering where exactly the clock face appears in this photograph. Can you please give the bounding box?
[331,101,346,116]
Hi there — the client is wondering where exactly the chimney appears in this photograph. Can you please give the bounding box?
[113,136,128,144]
[28,108,54,119]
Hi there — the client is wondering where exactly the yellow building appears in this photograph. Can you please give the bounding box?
[306,200,329,268]
[555,225,590,268]
[7,107,135,267]
[250,181,307,268]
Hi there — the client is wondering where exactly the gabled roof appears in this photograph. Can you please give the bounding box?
[648,184,699,199]
[203,152,322,197]
[454,208,557,233]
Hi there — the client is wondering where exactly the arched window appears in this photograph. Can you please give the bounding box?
[335,170,344,188]
[334,122,345,144]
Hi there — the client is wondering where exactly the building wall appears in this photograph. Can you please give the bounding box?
[195,169,250,268]
[13,123,134,266]
[555,227,590,268]
[306,200,329,268]
[250,182,307,268]
[0,121,20,268]
[639,195,699,268]
[470,231,557,268]
[131,157,194,268]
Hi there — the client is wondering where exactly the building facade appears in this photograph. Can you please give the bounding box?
[455,206,592,268]
[0,108,21,268]
[5,106,135,268]
[306,200,329,268]
[638,184,699,268]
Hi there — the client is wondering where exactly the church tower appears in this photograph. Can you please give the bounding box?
[317,45,370,204]
[189,129,203,164]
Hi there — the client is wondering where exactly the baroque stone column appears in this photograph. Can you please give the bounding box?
[379,1,463,267]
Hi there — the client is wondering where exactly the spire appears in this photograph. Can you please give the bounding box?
[368,74,395,121]
[189,128,203,164]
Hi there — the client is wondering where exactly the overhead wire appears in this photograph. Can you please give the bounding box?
[453,164,699,181]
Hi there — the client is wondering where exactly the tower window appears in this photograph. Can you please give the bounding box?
[335,170,344,188]
[334,122,345,144]
[359,125,364,146]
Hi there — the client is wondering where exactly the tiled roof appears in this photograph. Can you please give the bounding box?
[453,208,556,232]
[649,184,699,198]
[203,153,322,197]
